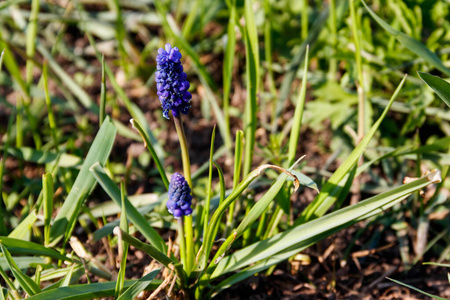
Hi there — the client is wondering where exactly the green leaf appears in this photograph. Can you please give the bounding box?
[50,116,116,245]
[26,279,163,300]
[203,126,216,236]
[0,244,41,296]
[222,0,237,149]
[0,237,70,261]
[8,210,37,239]
[272,7,329,131]
[362,0,450,77]
[59,265,76,288]
[243,0,259,176]
[116,270,159,300]
[210,170,441,278]
[210,172,290,268]
[42,173,53,246]
[196,164,300,276]
[130,119,169,190]
[298,75,407,223]
[387,278,449,300]
[89,163,166,252]
[5,147,81,167]
[114,228,186,288]
[0,257,45,271]
[418,72,450,108]
[212,161,226,205]
[115,182,129,298]
[36,43,99,113]
[289,170,319,193]
[287,45,309,167]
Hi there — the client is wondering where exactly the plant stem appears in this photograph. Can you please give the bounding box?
[177,218,187,269]
[173,115,194,276]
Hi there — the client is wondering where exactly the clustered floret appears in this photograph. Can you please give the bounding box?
[155,44,192,119]
[166,172,193,218]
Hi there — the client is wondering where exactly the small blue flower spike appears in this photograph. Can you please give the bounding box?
[167,172,193,218]
[155,44,192,119]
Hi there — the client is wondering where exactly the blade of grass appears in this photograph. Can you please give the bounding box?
[0,244,41,296]
[6,147,81,167]
[196,164,300,276]
[26,279,163,300]
[8,210,37,240]
[114,227,186,288]
[418,72,450,108]
[222,0,236,149]
[25,0,39,88]
[287,46,309,167]
[50,117,116,245]
[90,163,166,252]
[116,270,160,300]
[225,130,244,233]
[0,111,15,235]
[298,75,408,224]
[272,6,329,132]
[43,173,53,246]
[242,0,259,177]
[0,257,45,271]
[362,0,450,77]
[203,126,216,238]
[36,43,99,114]
[59,265,76,288]
[115,183,129,298]
[99,54,107,126]
[0,237,70,261]
[387,277,448,300]
[181,0,201,39]
[210,170,441,278]
[43,62,59,150]
[208,168,300,275]
[130,119,169,190]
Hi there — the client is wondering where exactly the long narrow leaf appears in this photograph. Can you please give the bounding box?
[50,116,116,245]
[0,244,41,296]
[242,0,259,177]
[287,45,309,166]
[272,7,329,131]
[26,279,163,300]
[298,75,407,223]
[211,170,441,277]
[362,0,450,77]
[0,237,70,261]
[196,164,300,275]
[8,211,37,239]
[387,278,448,300]
[222,0,236,149]
[116,270,159,300]
[418,72,450,108]
[90,163,166,252]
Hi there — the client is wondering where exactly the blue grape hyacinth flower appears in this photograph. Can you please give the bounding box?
[155,44,192,119]
[167,172,193,218]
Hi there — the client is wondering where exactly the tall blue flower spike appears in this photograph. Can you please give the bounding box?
[167,172,193,218]
[155,44,192,119]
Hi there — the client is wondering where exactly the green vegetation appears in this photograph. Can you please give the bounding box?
[0,0,449,298]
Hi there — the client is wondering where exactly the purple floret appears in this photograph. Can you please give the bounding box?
[155,44,192,119]
[167,172,193,218]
